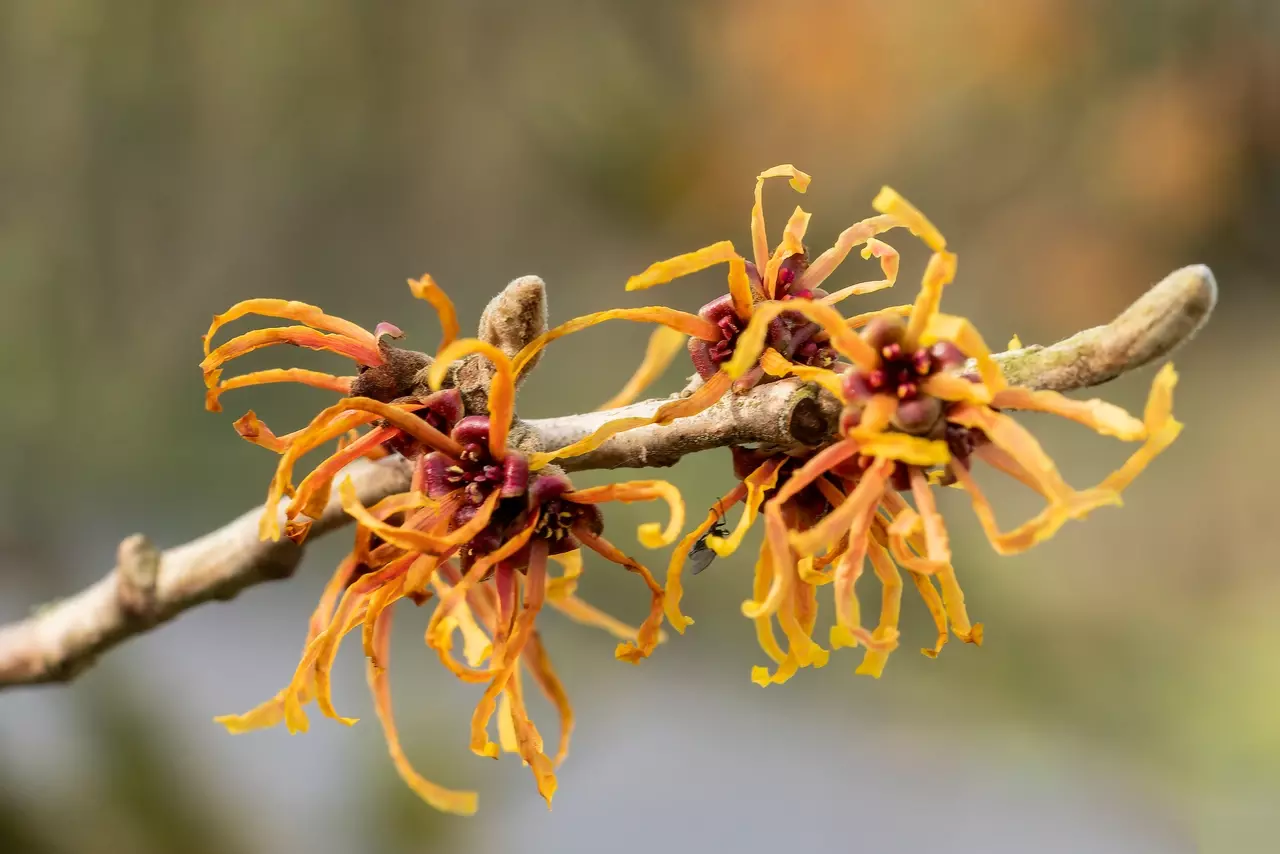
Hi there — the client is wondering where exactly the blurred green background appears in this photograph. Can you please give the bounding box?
[1,2,1276,852]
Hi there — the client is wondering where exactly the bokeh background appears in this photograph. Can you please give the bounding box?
[1,1,1277,852]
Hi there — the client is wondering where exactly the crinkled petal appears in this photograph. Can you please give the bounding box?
[763,206,811,297]
[725,298,878,378]
[871,186,947,252]
[903,251,958,349]
[625,241,740,291]
[788,458,890,563]
[922,312,1006,392]
[499,653,557,808]
[1101,363,1182,492]
[774,566,829,675]
[663,482,747,631]
[340,477,496,553]
[407,274,459,352]
[855,538,903,677]
[759,349,845,397]
[575,529,664,663]
[203,298,376,358]
[847,304,912,329]
[291,425,400,520]
[855,433,951,467]
[743,503,799,623]
[259,405,389,540]
[990,387,1146,440]
[706,459,783,556]
[470,563,543,760]
[546,550,584,600]
[727,256,754,321]
[747,543,787,667]
[564,479,685,548]
[513,307,721,379]
[909,472,980,644]
[751,165,812,275]
[427,514,540,642]
[523,631,574,767]
[922,372,993,404]
[232,410,294,453]
[548,594,654,643]
[206,368,354,413]
[201,327,381,390]
[215,555,361,734]
[427,339,515,459]
[951,460,1118,556]
[795,214,902,292]
[823,460,892,651]
[819,237,901,305]
[948,404,1072,499]
[366,603,480,815]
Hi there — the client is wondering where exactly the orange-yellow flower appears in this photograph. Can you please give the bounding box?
[205,278,684,814]
[511,164,910,467]
[684,185,1180,680]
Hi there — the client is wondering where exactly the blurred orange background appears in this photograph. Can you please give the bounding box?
[1,2,1276,852]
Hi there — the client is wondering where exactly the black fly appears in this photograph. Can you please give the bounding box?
[688,519,730,575]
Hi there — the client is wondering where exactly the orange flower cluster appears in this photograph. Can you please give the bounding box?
[202,166,1181,814]
[203,280,681,814]
[649,179,1179,682]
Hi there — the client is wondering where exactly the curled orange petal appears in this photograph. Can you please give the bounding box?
[201,327,381,387]
[513,307,720,378]
[854,538,903,678]
[790,457,891,560]
[523,631,574,767]
[664,481,748,632]
[847,304,912,329]
[626,241,740,291]
[203,298,376,358]
[759,349,845,397]
[259,406,387,540]
[232,410,294,453]
[1101,363,1182,493]
[764,206,811,297]
[871,186,947,252]
[705,458,783,557]
[795,214,901,292]
[366,604,480,815]
[291,426,399,520]
[576,529,664,663]
[903,251,958,349]
[991,387,1146,441]
[407,274,459,353]
[727,256,755,321]
[427,339,515,459]
[340,477,494,554]
[725,298,878,378]
[565,479,685,548]
[921,312,1005,392]
[751,164,812,275]
[818,237,900,306]
[427,514,540,641]
[206,368,354,413]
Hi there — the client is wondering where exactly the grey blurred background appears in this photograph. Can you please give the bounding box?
[1,1,1277,852]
